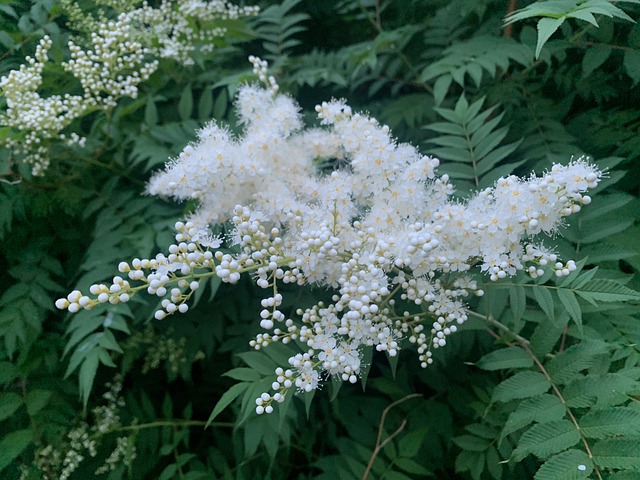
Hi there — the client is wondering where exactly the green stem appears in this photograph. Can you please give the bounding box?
[112,419,233,432]
[466,310,530,346]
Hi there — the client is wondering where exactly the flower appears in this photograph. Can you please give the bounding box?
[57,58,601,412]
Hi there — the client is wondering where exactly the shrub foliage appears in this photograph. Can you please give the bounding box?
[1,0,640,479]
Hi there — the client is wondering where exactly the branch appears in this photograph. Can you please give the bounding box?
[503,0,517,38]
[362,393,422,480]
[467,310,530,346]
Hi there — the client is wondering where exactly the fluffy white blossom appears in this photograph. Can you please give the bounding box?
[58,60,601,413]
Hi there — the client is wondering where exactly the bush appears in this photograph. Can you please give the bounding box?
[2,1,640,479]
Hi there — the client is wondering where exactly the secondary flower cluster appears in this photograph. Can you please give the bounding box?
[1,0,258,175]
[57,69,601,413]
[30,379,134,479]
[0,18,156,175]
[125,0,260,65]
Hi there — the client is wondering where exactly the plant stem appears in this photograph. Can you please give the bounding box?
[467,310,530,346]
[362,393,421,480]
[113,419,233,432]
[503,0,517,38]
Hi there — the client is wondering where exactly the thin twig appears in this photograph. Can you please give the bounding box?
[503,0,517,38]
[467,310,531,346]
[362,393,422,480]
[559,324,568,353]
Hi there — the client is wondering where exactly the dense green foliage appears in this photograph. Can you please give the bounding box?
[2,0,640,479]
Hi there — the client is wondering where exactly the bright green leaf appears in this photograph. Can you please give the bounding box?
[476,347,533,371]
[512,419,580,461]
[493,371,550,403]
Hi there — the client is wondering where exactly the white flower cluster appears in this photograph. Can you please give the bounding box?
[125,0,259,65]
[31,379,130,480]
[57,63,601,413]
[2,0,258,175]
[0,15,156,175]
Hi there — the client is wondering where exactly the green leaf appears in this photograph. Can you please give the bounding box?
[546,340,609,385]
[387,352,399,378]
[512,419,580,461]
[206,382,249,427]
[624,50,640,84]
[426,121,466,136]
[303,389,315,419]
[502,394,566,439]
[420,36,533,89]
[360,345,374,391]
[25,389,52,417]
[398,428,427,458]
[212,88,228,119]
[592,438,640,471]
[453,434,491,452]
[493,371,550,403]
[580,407,640,439]
[198,88,214,121]
[79,349,101,406]
[0,362,19,385]
[0,393,23,422]
[145,99,158,126]
[532,286,555,320]
[329,374,343,401]
[575,279,640,304]
[582,45,611,76]
[429,135,470,149]
[476,347,533,371]
[455,449,485,480]
[160,464,178,480]
[179,85,194,121]
[433,75,452,106]
[466,423,498,440]
[484,446,501,480]
[65,332,110,376]
[556,289,582,328]
[535,17,564,58]
[570,267,598,290]
[564,373,640,409]
[426,95,519,194]
[0,429,32,471]
[237,351,278,376]
[395,457,431,475]
[383,472,414,480]
[534,449,592,480]
[223,368,262,382]
[530,312,569,358]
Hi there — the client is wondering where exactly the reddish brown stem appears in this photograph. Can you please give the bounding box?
[362,393,421,480]
[504,0,517,38]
